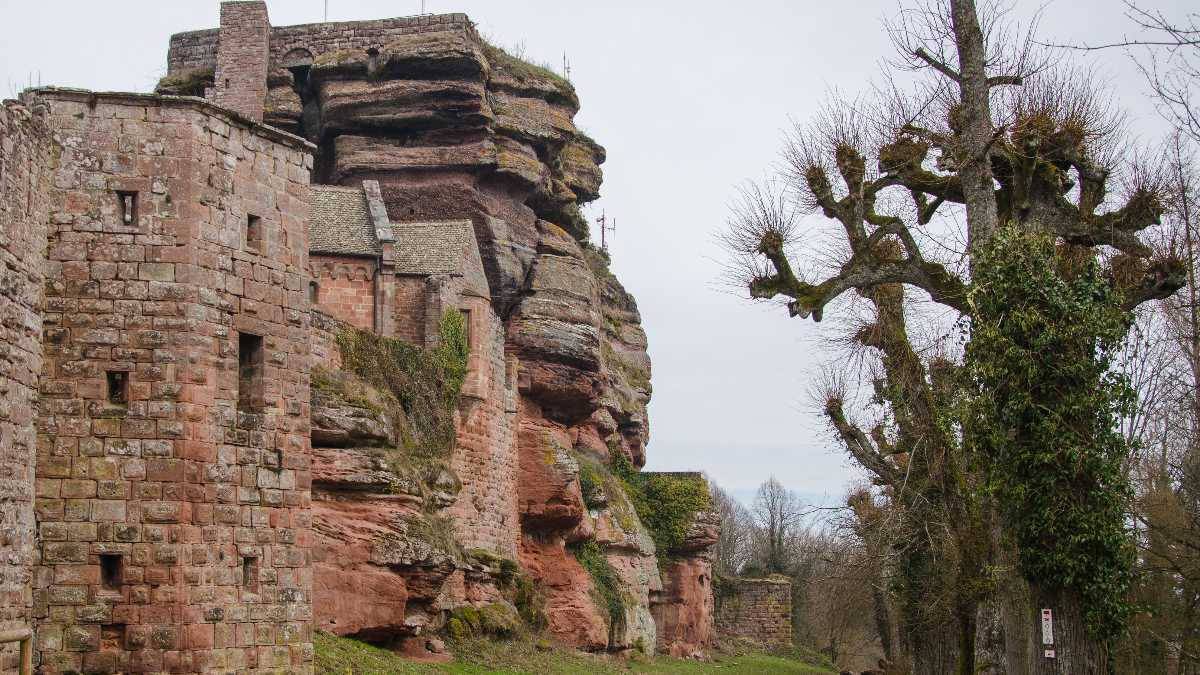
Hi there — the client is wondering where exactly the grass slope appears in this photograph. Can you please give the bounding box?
[315,633,835,675]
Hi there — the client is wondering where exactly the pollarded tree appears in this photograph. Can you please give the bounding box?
[725,0,1186,672]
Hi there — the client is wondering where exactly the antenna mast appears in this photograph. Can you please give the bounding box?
[324,0,328,22]
[597,211,616,252]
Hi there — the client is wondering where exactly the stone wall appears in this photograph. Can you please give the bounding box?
[444,290,519,558]
[0,98,52,672]
[31,89,314,675]
[309,255,376,331]
[387,277,428,346]
[212,1,271,121]
[714,576,793,648]
[167,13,475,75]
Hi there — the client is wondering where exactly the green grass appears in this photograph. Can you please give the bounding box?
[314,633,835,674]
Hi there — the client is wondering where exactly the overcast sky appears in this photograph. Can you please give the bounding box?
[1,0,1190,507]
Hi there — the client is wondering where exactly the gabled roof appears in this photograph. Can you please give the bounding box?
[390,220,473,275]
[309,182,474,275]
[309,185,378,256]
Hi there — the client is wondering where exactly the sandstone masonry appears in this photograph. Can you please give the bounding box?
[0,98,52,673]
[714,576,794,649]
[31,89,314,674]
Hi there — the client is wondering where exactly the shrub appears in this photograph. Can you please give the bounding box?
[611,453,710,557]
[334,311,468,459]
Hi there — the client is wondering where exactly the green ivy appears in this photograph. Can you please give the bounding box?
[965,227,1136,640]
[611,454,711,557]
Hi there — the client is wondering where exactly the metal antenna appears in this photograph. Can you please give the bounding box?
[324,0,328,22]
[597,211,616,251]
[562,52,571,81]
[420,0,426,14]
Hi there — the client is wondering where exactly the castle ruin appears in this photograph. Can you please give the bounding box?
[0,3,719,673]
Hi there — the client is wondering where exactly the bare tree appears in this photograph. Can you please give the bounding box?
[750,477,808,575]
[709,481,755,577]
[724,0,1185,672]
[1050,2,1200,144]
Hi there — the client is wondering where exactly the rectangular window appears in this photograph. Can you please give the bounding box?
[246,214,263,253]
[106,371,129,406]
[238,333,264,413]
[116,191,138,225]
[242,556,259,590]
[100,554,122,589]
[459,309,472,351]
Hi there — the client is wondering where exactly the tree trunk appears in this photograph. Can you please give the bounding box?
[1026,585,1109,675]
[1000,572,1034,674]
[908,619,963,675]
[949,0,1000,255]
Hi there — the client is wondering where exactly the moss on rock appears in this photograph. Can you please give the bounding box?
[155,68,214,97]
[611,454,710,558]
[333,312,467,460]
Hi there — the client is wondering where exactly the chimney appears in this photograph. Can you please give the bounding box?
[212,1,271,121]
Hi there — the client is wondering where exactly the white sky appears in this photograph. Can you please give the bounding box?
[1,0,1189,507]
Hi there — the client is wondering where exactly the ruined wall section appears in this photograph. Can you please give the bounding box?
[0,98,53,671]
[32,90,314,675]
[714,576,793,648]
[166,13,474,75]
[438,247,519,558]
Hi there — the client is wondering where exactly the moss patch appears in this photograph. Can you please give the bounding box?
[611,454,710,558]
[481,41,578,108]
[406,511,465,563]
[155,68,214,97]
[447,602,522,640]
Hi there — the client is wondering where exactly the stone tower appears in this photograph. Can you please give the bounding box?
[30,90,314,674]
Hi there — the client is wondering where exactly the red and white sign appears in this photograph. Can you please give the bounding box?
[1041,608,1054,648]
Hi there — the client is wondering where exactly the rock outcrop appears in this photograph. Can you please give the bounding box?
[161,9,714,657]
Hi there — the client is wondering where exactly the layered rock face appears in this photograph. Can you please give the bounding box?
[164,9,713,656]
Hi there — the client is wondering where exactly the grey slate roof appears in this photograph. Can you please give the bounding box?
[309,183,472,274]
[309,185,378,256]
[390,220,473,275]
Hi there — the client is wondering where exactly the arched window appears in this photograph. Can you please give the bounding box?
[308,281,320,304]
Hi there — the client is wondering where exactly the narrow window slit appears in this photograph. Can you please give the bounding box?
[100,554,122,589]
[246,214,263,253]
[242,556,259,590]
[238,333,264,413]
[106,371,129,406]
[116,190,138,225]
